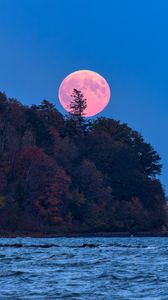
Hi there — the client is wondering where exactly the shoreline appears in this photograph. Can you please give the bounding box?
[0,231,168,238]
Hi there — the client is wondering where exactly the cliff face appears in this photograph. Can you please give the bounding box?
[0,92,166,234]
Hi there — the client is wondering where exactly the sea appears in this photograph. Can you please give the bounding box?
[0,237,167,299]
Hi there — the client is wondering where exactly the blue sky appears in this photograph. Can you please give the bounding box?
[0,0,168,192]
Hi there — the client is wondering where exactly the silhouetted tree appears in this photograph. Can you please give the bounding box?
[69,89,87,119]
[65,89,89,141]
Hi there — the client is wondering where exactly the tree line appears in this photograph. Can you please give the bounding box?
[0,90,166,234]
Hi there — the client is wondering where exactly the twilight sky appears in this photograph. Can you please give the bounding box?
[0,0,168,192]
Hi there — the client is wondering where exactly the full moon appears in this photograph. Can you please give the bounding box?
[58,70,111,117]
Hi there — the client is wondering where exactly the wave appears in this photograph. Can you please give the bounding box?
[0,244,59,248]
[0,243,151,249]
[0,271,25,277]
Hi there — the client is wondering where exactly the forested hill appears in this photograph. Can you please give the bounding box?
[0,92,167,235]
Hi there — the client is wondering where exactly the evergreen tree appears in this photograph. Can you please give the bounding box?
[69,89,87,125]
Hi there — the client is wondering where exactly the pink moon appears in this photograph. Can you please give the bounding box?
[58,70,111,117]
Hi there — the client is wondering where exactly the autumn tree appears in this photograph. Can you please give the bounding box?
[14,146,53,210]
[35,168,72,225]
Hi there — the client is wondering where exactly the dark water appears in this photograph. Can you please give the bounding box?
[0,237,168,299]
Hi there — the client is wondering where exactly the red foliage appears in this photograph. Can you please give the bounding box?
[35,168,72,225]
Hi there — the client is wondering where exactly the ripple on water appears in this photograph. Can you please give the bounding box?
[0,237,167,299]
